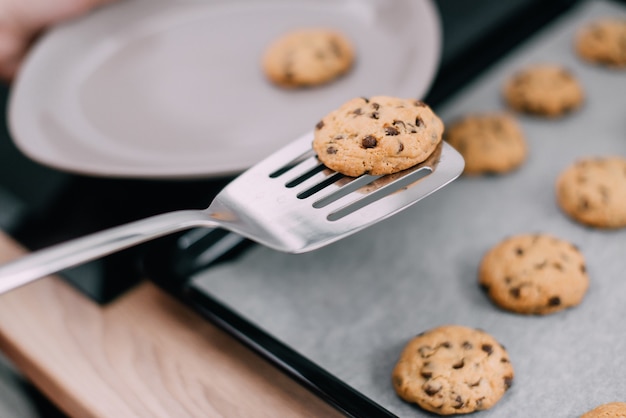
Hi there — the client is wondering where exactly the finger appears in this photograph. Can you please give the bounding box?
[0,25,29,82]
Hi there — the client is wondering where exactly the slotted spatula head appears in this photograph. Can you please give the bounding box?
[205,131,465,253]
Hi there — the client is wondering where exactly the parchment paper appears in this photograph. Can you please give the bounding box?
[191,1,626,416]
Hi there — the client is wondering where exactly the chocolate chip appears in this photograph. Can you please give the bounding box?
[420,370,432,378]
[481,344,493,355]
[504,376,513,390]
[329,39,342,57]
[326,146,337,155]
[393,119,406,130]
[361,97,369,103]
[515,247,524,256]
[361,135,377,148]
[418,346,434,358]
[385,126,400,136]
[370,112,379,120]
[452,359,465,369]
[440,342,452,349]
[501,357,510,363]
[371,102,380,110]
[462,341,473,350]
[469,379,481,388]
[580,264,586,273]
[553,262,563,271]
[397,142,404,153]
[548,296,561,306]
[415,116,423,127]
[316,120,324,130]
[509,287,521,299]
[352,108,363,116]
[453,396,464,409]
[599,186,609,202]
[424,384,441,396]
[414,100,426,107]
[579,198,590,210]
[333,134,344,140]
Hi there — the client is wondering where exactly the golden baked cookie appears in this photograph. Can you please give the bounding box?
[262,28,354,88]
[575,19,626,68]
[392,325,514,415]
[445,113,527,175]
[503,64,584,117]
[312,96,444,177]
[581,402,626,418]
[556,156,626,228]
[479,234,589,315]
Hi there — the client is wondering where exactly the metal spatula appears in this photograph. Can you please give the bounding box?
[0,131,463,294]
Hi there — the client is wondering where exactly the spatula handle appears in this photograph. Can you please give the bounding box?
[0,210,217,295]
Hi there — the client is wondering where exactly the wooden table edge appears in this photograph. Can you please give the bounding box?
[0,231,341,417]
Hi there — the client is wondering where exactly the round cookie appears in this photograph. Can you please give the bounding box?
[575,19,626,68]
[312,96,444,177]
[445,113,527,175]
[392,325,514,415]
[479,234,589,315]
[556,156,626,228]
[262,28,354,88]
[581,402,626,418]
[502,64,584,117]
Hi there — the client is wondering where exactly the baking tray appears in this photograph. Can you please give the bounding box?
[144,0,626,416]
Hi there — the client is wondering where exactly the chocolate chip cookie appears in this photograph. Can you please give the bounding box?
[575,19,626,68]
[503,64,584,117]
[556,156,626,228]
[581,402,626,417]
[262,28,355,88]
[312,96,444,177]
[392,325,514,415]
[479,234,589,315]
[445,113,527,175]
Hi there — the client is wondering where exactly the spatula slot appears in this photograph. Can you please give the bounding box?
[285,163,327,188]
[326,166,432,221]
[269,150,316,178]
[311,174,380,208]
[296,172,345,199]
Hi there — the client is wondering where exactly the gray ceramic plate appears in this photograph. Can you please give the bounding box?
[9,0,441,178]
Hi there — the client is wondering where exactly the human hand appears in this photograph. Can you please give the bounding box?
[0,0,118,81]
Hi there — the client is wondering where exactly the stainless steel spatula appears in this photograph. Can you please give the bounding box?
[0,131,463,294]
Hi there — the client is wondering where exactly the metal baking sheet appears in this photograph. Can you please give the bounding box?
[190,1,626,416]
